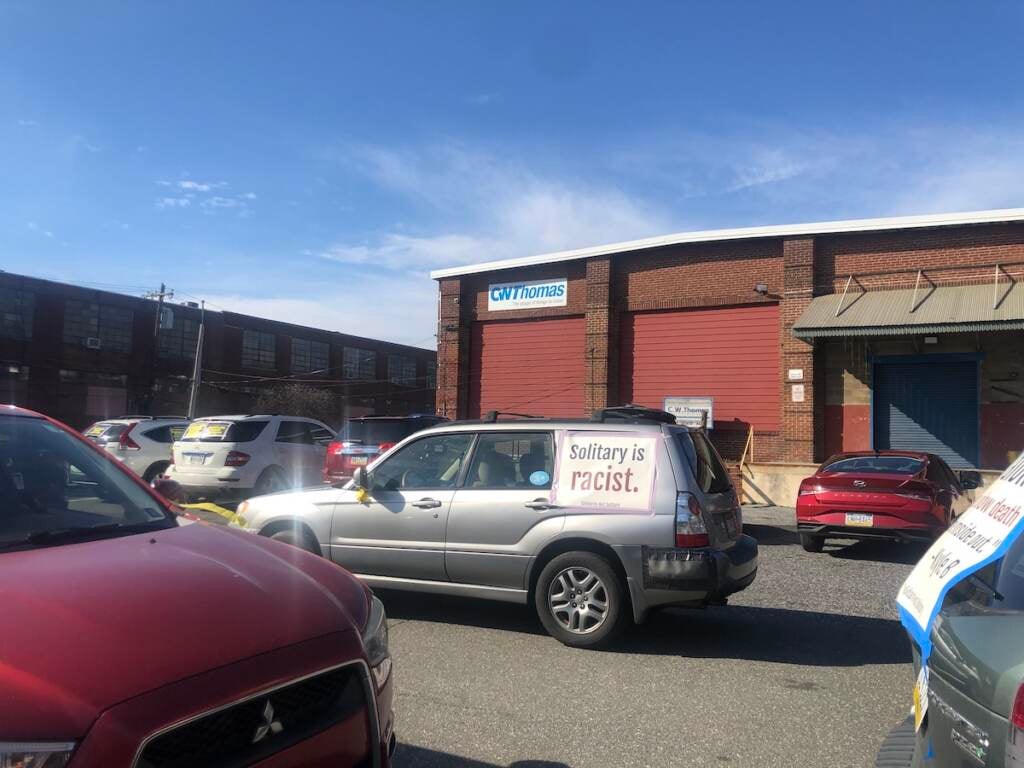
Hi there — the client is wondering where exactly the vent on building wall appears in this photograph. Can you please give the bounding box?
[85,337,102,350]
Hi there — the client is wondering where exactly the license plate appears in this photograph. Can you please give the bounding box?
[349,456,368,466]
[187,454,206,466]
[845,512,874,527]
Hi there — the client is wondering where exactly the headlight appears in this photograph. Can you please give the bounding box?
[0,742,76,766]
[361,595,391,689]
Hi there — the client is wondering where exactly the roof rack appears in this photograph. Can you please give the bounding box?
[482,410,544,423]
[118,414,189,421]
[591,405,678,425]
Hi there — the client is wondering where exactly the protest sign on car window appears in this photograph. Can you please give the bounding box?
[897,453,1024,658]
[551,431,658,512]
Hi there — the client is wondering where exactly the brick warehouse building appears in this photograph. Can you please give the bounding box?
[0,271,436,429]
[432,209,1024,499]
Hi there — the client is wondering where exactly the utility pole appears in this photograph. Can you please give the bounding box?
[187,301,205,419]
[143,283,174,415]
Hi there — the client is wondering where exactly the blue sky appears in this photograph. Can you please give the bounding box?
[3,2,1024,346]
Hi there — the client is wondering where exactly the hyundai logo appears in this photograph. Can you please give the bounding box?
[252,700,284,744]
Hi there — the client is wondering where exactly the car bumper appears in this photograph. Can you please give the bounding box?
[166,465,258,497]
[617,535,758,622]
[797,515,942,543]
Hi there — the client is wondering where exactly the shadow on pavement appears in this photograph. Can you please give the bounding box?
[620,604,911,666]
[394,745,570,768]
[380,591,911,667]
[825,538,930,565]
[743,522,797,546]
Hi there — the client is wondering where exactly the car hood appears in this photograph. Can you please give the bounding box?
[0,522,369,739]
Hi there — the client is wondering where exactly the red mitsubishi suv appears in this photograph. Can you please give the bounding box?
[0,406,395,767]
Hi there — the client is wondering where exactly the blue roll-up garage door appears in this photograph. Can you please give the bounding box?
[873,358,979,468]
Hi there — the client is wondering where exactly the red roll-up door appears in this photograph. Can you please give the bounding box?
[469,317,586,418]
[619,305,780,431]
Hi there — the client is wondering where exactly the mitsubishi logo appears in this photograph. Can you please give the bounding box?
[252,700,284,744]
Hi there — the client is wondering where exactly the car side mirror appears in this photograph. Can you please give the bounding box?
[351,467,369,490]
[959,470,982,490]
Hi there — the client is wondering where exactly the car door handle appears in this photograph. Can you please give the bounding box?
[525,499,560,510]
[411,498,442,509]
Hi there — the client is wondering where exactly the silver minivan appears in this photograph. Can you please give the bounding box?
[237,406,758,647]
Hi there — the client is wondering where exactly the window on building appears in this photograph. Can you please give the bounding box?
[388,354,417,387]
[291,338,330,373]
[343,347,376,380]
[157,314,200,359]
[242,330,276,369]
[426,360,437,390]
[0,287,34,341]
[63,300,134,353]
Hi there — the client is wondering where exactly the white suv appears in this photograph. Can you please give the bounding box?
[167,414,335,500]
[84,416,190,482]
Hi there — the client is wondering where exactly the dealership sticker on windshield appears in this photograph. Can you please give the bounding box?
[551,431,658,512]
[897,453,1024,663]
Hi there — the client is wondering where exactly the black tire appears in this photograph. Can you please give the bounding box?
[534,551,627,649]
[268,526,320,555]
[254,466,290,496]
[800,534,825,553]
[143,462,170,483]
[875,716,918,767]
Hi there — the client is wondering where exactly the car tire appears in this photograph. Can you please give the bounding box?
[800,534,825,553]
[875,716,917,767]
[534,551,627,649]
[143,462,169,483]
[254,466,289,496]
[268,526,320,555]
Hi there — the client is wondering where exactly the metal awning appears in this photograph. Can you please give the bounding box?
[793,280,1024,339]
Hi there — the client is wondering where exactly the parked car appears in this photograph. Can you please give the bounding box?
[84,415,190,482]
[166,414,335,500]
[876,531,1024,767]
[796,451,981,553]
[0,405,395,767]
[324,414,448,484]
[235,406,758,648]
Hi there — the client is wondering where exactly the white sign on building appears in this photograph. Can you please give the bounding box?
[663,396,714,429]
[487,279,567,311]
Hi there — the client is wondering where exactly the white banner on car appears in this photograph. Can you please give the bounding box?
[551,431,658,513]
[897,453,1024,659]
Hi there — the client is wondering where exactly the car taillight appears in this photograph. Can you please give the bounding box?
[225,450,250,467]
[675,492,709,548]
[378,442,396,453]
[118,424,141,451]
[798,484,820,496]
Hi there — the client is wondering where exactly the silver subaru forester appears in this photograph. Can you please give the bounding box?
[238,406,758,648]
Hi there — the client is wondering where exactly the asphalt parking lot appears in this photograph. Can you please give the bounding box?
[384,507,924,768]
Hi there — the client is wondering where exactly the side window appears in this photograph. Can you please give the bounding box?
[372,433,473,491]
[143,426,172,444]
[276,421,313,445]
[686,432,732,495]
[465,433,554,489]
[308,424,335,446]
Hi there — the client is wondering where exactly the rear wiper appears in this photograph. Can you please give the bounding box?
[968,570,1005,602]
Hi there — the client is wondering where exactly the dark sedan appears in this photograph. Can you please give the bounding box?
[796,451,981,552]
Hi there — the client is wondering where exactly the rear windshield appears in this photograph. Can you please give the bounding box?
[179,420,269,443]
[943,535,1024,614]
[821,455,925,475]
[342,419,428,445]
[674,430,732,495]
[84,423,129,443]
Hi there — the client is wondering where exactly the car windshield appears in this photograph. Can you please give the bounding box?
[0,414,175,550]
[343,419,422,445]
[821,455,925,475]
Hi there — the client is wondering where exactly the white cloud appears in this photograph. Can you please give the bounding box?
[156,196,191,209]
[243,192,257,199]
[203,271,437,348]
[201,196,243,209]
[26,221,55,238]
[317,142,671,272]
[179,180,226,192]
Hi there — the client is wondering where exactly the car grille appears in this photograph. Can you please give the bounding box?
[136,664,369,768]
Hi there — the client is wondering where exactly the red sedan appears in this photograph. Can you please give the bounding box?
[796,451,981,552]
